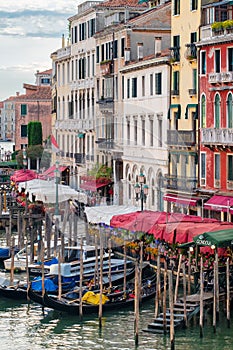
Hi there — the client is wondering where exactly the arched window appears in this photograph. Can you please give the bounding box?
[214,94,220,128]
[201,95,206,128]
[227,93,233,128]
[128,174,131,200]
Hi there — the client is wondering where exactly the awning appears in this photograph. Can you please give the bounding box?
[185,104,198,119]
[39,165,67,178]
[85,205,138,225]
[80,180,111,192]
[167,104,181,119]
[163,194,198,206]
[193,229,233,248]
[204,195,233,212]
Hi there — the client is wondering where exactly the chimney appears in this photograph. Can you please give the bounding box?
[137,42,143,60]
[155,37,162,57]
[124,48,130,63]
[62,34,65,48]
[16,92,20,96]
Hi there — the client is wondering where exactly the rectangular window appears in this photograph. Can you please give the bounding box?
[173,71,179,92]
[150,74,153,95]
[228,155,233,181]
[127,79,130,98]
[158,119,162,147]
[201,153,206,180]
[228,48,233,72]
[122,76,124,99]
[127,120,130,145]
[96,46,100,63]
[132,78,137,98]
[191,0,198,11]
[215,49,221,73]
[215,153,220,187]
[155,72,162,95]
[113,40,118,59]
[174,0,180,15]
[101,44,104,62]
[201,51,206,74]
[134,119,137,145]
[150,119,154,146]
[21,104,27,116]
[193,68,197,90]
[121,38,125,57]
[142,119,145,146]
[142,76,145,97]
[21,125,27,137]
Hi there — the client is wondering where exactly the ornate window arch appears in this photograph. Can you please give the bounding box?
[214,93,221,129]
[227,92,233,128]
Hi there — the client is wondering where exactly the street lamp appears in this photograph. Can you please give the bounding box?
[134,172,149,211]
[54,160,60,216]
[23,145,27,170]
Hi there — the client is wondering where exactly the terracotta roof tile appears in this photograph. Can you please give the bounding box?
[37,69,52,75]
[13,86,51,100]
[98,0,147,8]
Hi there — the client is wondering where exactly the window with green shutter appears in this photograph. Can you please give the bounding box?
[21,104,27,116]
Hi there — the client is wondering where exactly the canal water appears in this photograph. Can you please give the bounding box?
[0,297,232,350]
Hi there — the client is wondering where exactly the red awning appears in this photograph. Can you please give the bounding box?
[38,165,67,179]
[10,169,38,183]
[80,180,111,192]
[163,194,198,206]
[204,195,233,212]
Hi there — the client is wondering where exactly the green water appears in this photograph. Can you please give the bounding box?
[0,298,232,350]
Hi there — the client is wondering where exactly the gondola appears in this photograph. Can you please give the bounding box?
[28,265,138,306]
[34,272,157,316]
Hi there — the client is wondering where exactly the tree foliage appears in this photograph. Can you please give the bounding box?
[88,164,112,180]
[28,121,42,146]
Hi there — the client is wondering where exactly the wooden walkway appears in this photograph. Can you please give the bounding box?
[143,292,214,334]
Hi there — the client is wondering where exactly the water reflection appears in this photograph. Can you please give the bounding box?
[0,300,232,350]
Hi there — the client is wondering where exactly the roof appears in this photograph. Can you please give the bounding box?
[12,85,51,100]
[128,2,171,29]
[97,0,147,8]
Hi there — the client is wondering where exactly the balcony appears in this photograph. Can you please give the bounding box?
[55,119,94,131]
[164,174,198,192]
[188,88,197,96]
[167,130,196,146]
[70,77,94,90]
[169,47,180,63]
[208,72,233,84]
[100,60,113,76]
[185,43,197,60]
[201,128,233,146]
[57,46,71,60]
[171,90,179,96]
[96,138,115,150]
[201,23,233,41]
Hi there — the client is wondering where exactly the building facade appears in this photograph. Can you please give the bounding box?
[198,0,233,221]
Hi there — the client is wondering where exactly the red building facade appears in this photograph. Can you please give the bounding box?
[199,0,233,221]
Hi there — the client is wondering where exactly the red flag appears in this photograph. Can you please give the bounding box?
[51,135,59,153]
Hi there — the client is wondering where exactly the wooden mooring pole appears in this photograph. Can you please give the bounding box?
[174,254,182,303]
[98,233,103,329]
[199,257,204,338]
[182,263,187,328]
[163,260,168,334]
[215,252,220,322]
[155,253,161,318]
[226,258,230,328]
[213,260,217,333]
[134,260,139,346]
[169,271,175,350]
[79,237,83,320]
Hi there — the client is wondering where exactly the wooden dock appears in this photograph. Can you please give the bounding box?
[143,292,214,334]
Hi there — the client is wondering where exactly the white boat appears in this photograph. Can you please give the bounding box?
[4,241,60,272]
[28,245,114,277]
